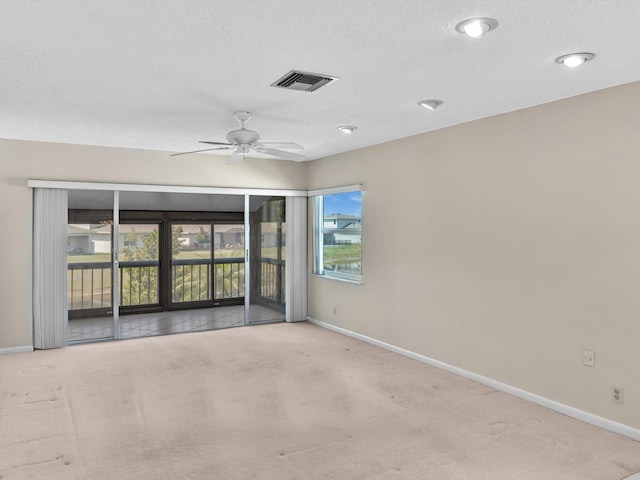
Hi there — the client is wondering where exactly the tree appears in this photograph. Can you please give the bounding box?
[122,228,159,262]
[172,226,184,256]
[119,225,245,305]
[195,226,210,245]
[121,227,159,305]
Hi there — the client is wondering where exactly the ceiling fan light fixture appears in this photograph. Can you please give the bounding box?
[555,52,595,68]
[338,126,357,135]
[418,99,443,111]
[455,18,498,38]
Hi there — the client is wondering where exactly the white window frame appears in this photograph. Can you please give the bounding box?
[311,185,363,283]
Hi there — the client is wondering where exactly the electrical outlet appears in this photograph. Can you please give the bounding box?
[583,349,595,367]
[612,386,624,404]
[332,306,337,316]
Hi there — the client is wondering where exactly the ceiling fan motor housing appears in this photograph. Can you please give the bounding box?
[227,128,260,146]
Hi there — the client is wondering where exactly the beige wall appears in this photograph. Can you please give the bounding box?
[0,140,307,350]
[3,81,640,431]
[307,81,640,430]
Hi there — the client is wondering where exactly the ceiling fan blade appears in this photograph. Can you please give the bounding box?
[227,151,244,165]
[170,146,233,157]
[256,142,304,150]
[255,147,307,162]
[199,141,233,146]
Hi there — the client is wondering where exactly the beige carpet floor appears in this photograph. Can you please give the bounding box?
[1,322,639,480]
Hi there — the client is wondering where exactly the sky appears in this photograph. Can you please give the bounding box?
[323,191,362,217]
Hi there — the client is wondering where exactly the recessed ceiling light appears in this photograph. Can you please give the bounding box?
[555,52,595,68]
[337,126,357,135]
[418,100,443,111]
[455,18,498,38]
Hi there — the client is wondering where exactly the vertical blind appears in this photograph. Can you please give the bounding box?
[285,196,308,322]
[33,188,68,348]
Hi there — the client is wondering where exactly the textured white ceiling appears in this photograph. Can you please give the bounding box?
[2,0,640,162]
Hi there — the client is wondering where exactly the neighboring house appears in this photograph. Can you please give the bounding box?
[215,225,245,249]
[323,214,362,245]
[67,223,246,254]
[67,224,117,254]
[66,224,94,254]
[177,224,245,250]
[323,213,361,229]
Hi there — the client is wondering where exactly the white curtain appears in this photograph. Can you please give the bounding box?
[285,196,307,322]
[33,188,68,348]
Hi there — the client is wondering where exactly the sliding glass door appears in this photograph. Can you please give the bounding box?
[64,188,297,344]
[67,190,115,342]
[247,196,286,324]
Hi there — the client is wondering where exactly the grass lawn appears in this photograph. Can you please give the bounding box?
[68,248,247,264]
[323,244,361,263]
[68,253,111,263]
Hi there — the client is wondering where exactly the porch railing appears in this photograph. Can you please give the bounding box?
[171,257,245,303]
[171,259,211,303]
[68,257,247,313]
[214,257,245,299]
[120,260,159,306]
[260,257,285,305]
[68,262,112,311]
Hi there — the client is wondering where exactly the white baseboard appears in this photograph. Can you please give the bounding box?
[0,345,34,355]
[625,473,640,480]
[307,317,640,442]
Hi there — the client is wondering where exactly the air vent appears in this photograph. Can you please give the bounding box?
[270,70,338,92]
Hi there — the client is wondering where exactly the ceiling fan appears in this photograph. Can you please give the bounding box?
[171,111,306,164]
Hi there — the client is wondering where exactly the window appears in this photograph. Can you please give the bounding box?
[313,190,362,282]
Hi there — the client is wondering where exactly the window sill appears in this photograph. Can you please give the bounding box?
[310,273,362,285]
